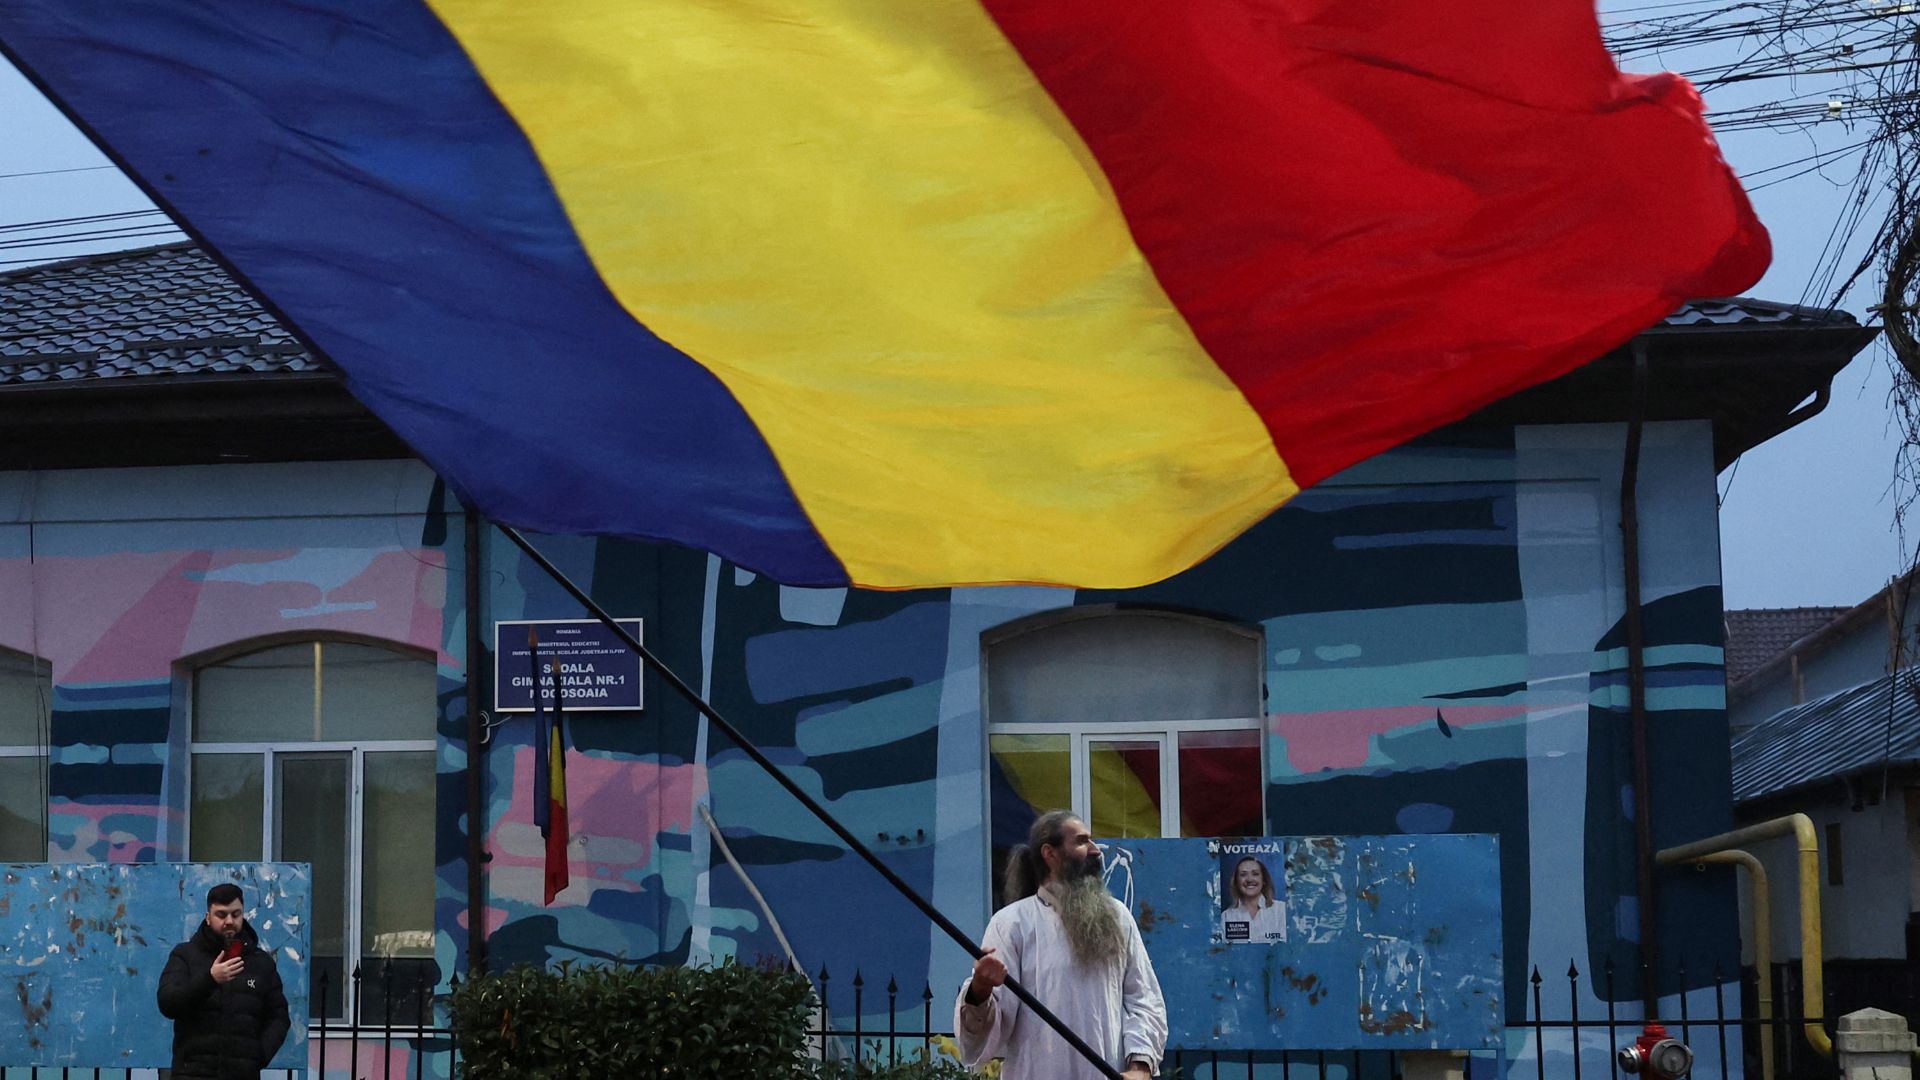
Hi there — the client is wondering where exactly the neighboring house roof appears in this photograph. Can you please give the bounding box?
[1723,607,1850,685]
[1732,671,1920,803]
[0,241,321,384]
[0,243,402,468]
[1727,567,1918,704]
[1658,297,1861,328]
[0,244,1858,385]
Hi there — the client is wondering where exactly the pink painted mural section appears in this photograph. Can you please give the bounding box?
[487,746,698,905]
[0,548,447,679]
[1271,703,1529,772]
[309,1039,420,1078]
[48,808,158,863]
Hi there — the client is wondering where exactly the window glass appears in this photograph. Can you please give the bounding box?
[276,752,350,1020]
[984,610,1267,904]
[1178,728,1263,838]
[1088,739,1162,839]
[320,643,435,742]
[192,638,436,1022]
[988,612,1258,725]
[988,733,1069,906]
[0,650,49,747]
[0,758,43,861]
[195,643,316,743]
[189,753,263,861]
[362,751,436,956]
[360,750,438,1024]
[0,651,50,861]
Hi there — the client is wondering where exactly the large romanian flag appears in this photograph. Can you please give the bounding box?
[0,2,1768,590]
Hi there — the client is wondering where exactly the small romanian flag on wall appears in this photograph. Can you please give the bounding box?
[0,2,1770,590]
[528,630,569,906]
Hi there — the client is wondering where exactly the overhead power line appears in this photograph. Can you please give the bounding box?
[0,226,184,253]
[0,164,120,181]
[0,209,167,234]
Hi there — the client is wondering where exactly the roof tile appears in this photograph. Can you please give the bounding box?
[1732,672,1920,801]
[1723,607,1849,684]
[1,244,1862,391]
[0,242,324,385]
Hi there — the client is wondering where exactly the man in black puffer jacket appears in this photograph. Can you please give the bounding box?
[157,883,292,1078]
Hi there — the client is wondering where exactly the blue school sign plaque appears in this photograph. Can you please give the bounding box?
[495,617,644,712]
[1100,834,1503,1051]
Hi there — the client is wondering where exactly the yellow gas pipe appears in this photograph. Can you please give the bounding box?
[1684,850,1774,1080]
[1655,814,1829,1058]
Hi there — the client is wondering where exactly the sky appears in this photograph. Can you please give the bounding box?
[0,34,1910,612]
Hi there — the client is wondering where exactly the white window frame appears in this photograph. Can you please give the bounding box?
[981,607,1270,854]
[0,649,51,858]
[989,718,1266,838]
[183,638,436,1030]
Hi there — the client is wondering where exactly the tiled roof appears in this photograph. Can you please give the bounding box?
[1657,297,1861,328]
[0,242,323,386]
[1723,607,1850,685]
[0,244,1862,390]
[1732,671,1920,802]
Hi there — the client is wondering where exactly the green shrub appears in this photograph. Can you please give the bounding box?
[449,959,814,1078]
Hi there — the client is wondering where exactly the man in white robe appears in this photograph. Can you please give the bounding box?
[955,811,1167,1079]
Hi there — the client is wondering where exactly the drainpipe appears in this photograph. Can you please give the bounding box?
[1622,340,1659,1014]
[463,504,489,975]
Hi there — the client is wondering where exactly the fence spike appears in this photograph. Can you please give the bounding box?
[1568,960,1581,980]
[1530,965,1543,986]
[887,975,899,995]
[853,969,864,988]
[921,983,934,1004]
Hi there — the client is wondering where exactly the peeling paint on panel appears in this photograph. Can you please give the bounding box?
[1106,835,1501,1051]
[1287,836,1349,944]
[0,863,309,1069]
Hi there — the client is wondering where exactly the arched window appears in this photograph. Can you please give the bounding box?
[984,609,1265,906]
[188,639,436,1024]
[0,648,50,861]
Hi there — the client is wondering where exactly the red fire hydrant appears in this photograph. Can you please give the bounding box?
[1617,1022,1695,1080]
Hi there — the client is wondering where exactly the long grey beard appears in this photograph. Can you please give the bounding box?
[1054,872,1126,968]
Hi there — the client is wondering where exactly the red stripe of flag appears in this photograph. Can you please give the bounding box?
[982,0,1769,487]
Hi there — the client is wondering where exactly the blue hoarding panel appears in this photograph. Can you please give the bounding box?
[0,862,310,1068]
[1103,835,1501,1051]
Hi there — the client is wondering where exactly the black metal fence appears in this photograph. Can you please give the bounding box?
[0,958,1866,1079]
[307,965,461,1080]
[808,958,1849,1080]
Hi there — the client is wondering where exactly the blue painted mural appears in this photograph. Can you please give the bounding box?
[0,862,308,1068]
[0,419,1742,1072]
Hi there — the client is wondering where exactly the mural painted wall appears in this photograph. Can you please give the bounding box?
[0,418,1741,1070]
[459,421,1738,1063]
[0,462,452,869]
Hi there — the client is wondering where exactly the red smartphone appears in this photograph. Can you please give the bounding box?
[220,940,243,963]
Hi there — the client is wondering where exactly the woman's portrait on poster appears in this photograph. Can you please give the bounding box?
[1218,853,1287,944]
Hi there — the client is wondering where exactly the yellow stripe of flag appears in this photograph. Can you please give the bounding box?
[428,0,1296,588]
